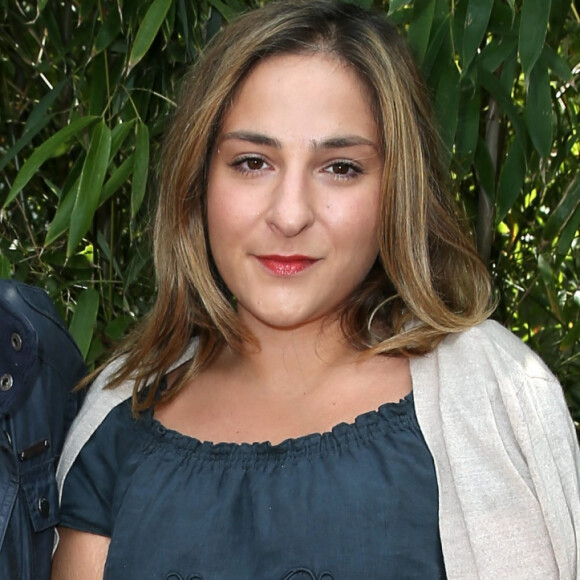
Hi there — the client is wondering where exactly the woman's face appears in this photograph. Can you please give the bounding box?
[207,53,383,332]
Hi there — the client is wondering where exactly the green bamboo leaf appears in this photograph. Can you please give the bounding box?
[128,0,172,70]
[543,173,580,240]
[499,50,518,94]
[422,13,451,80]
[176,0,193,52]
[0,115,51,175]
[462,0,493,70]
[455,87,480,170]
[407,0,436,65]
[42,9,65,60]
[68,287,100,359]
[123,250,149,290]
[208,0,240,22]
[88,52,108,116]
[474,138,495,198]
[542,45,572,83]
[388,0,412,13]
[95,5,122,53]
[0,256,12,279]
[556,203,580,259]
[519,0,551,77]
[434,63,460,158]
[96,230,123,279]
[537,254,562,321]
[96,229,113,264]
[131,122,150,218]
[25,79,67,132]
[80,0,98,19]
[110,120,137,159]
[45,180,79,246]
[526,59,552,158]
[550,0,573,40]
[561,321,580,351]
[479,36,517,74]
[67,121,112,257]
[496,137,526,223]
[60,153,85,202]
[105,314,134,341]
[3,116,99,208]
[161,0,176,42]
[100,155,135,205]
[477,64,528,146]
[451,0,468,63]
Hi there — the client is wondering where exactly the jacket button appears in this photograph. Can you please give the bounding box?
[11,333,23,351]
[38,497,50,518]
[0,374,13,391]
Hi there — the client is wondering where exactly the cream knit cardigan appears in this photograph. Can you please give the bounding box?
[56,320,580,579]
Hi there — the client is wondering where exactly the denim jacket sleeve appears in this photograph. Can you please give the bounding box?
[0,280,86,580]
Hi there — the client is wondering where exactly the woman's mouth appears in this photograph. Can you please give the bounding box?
[257,255,318,276]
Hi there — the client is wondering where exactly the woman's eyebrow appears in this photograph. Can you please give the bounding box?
[219,131,378,151]
[311,135,378,151]
[220,131,282,148]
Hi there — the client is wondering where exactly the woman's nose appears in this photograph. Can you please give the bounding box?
[266,169,315,237]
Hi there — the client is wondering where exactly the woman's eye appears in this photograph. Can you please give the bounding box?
[245,158,265,170]
[325,161,363,179]
[230,156,269,173]
[332,162,352,175]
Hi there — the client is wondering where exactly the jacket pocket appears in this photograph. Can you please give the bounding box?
[21,460,59,532]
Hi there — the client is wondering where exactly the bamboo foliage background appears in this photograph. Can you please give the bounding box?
[1,0,579,420]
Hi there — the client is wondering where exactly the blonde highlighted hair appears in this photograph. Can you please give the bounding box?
[102,0,493,411]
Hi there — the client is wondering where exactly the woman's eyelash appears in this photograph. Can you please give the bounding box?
[325,161,364,179]
[228,156,364,180]
[229,155,269,174]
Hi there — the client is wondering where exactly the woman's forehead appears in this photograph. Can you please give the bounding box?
[218,53,379,147]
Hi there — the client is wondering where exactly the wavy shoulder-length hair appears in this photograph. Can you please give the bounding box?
[103,0,493,411]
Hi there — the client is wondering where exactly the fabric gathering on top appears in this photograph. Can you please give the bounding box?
[60,387,446,579]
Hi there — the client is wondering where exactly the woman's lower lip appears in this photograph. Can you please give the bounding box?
[257,256,317,276]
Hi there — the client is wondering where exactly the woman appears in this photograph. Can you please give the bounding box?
[52,1,580,579]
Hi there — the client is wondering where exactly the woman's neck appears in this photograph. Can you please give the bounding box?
[218,315,360,397]
[156,313,411,445]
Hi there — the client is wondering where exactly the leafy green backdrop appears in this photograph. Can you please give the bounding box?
[1,0,579,423]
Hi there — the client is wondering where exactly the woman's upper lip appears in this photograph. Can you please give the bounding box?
[256,254,318,262]
[256,255,319,276]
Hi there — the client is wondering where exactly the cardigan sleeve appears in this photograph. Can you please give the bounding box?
[411,320,580,580]
[499,333,580,578]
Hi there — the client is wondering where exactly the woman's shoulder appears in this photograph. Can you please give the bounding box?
[63,396,139,483]
[57,341,198,497]
[56,357,134,492]
[83,395,138,447]
[57,391,149,537]
[428,319,555,383]
[412,327,580,579]
[410,318,565,428]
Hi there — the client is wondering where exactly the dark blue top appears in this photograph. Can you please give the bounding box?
[60,390,446,580]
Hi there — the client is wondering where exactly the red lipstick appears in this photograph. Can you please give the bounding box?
[257,255,317,276]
